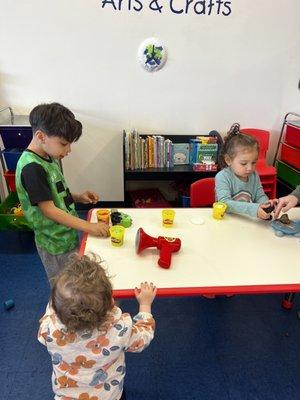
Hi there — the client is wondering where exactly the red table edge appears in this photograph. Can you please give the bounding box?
[79,209,300,298]
[112,284,300,298]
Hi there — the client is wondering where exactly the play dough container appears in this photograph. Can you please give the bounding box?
[212,202,227,220]
[162,209,175,227]
[96,209,110,224]
[109,225,125,247]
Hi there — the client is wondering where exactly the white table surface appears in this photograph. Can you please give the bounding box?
[80,208,300,297]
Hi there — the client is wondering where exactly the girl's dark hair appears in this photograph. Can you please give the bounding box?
[29,102,82,142]
[219,123,259,169]
[51,254,113,332]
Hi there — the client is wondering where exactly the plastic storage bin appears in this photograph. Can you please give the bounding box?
[129,188,171,208]
[3,171,16,192]
[2,148,23,171]
[277,161,300,188]
[280,143,300,169]
[0,192,30,230]
[285,123,300,149]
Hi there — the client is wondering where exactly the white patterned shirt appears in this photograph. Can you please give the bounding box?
[38,304,155,400]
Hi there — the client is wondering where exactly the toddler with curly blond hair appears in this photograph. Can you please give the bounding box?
[38,254,156,400]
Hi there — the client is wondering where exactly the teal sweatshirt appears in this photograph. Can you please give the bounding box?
[215,167,268,218]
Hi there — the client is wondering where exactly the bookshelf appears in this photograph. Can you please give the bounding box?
[123,132,222,205]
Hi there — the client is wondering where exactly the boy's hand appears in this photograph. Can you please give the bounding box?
[88,222,110,237]
[79,191,100,204]
[134,282,157,310]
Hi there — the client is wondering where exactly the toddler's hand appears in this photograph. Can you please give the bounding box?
[89,222,110,237]
[267,199,278,208]
[134,282,157,307]
[257,204,272,220]
[79,191,100,204]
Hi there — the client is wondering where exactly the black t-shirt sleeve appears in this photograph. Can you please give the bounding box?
[21,162,53,206]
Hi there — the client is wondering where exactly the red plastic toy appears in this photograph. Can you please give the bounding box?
[135,228,181,269]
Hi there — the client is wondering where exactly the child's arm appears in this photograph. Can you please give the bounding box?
[71,190,99,204]
[253,174,269,204]
[124,282,156,353]
[38,200,109,236]
[37,303,52,346]
[254,175,278,219]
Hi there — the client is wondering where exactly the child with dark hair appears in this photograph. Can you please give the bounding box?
[215,123,275,219]
[38,254,156,400]
[16,103,109,284]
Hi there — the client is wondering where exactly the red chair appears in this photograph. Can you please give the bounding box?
[190,177,215,207]
[241,128,277,199]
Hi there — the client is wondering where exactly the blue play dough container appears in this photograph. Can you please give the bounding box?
[4,299,15,310]
[270,219,300,237]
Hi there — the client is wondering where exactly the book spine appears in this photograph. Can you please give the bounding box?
[144,139,148,168]
[141,137,144,169]
[189,139,199,164]
[124,130,130,170]
[148,136,154,168]
[170,143,174,167]
[164,139,173,168]
[129,131,133,170]
[158,136,164,168]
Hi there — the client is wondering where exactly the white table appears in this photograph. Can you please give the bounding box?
[80,208,300,298]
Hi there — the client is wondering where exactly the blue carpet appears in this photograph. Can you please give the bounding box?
[0,229,299,400]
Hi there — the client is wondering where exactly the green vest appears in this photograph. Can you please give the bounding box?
[15,151,79,255]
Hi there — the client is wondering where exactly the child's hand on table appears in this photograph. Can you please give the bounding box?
[89,222,110,237]
[134,282,157,313]
[257,200,277,220]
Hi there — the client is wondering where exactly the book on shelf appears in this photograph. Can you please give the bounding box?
[124,130,220,170]
[189,139,199,164]
[193,163,218,171]
[189,138,219,164]
[196,136,218,144]
[173,143,190,165]
[197,143,218,164]
[147,136,154,168]
[164,139,173,168]
[125,131,171,169]
[124,130,130,170]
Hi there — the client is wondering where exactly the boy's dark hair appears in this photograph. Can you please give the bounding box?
[29,102,82,142]
[51,254,113,332]
[219,123,259,169]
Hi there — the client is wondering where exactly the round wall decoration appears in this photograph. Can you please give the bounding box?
[138,38,167,72]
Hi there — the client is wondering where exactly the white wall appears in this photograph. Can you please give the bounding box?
[0,0,299,201]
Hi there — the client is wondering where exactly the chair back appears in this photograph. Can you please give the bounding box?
[240,128,270,161]
[190,177,215,207]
